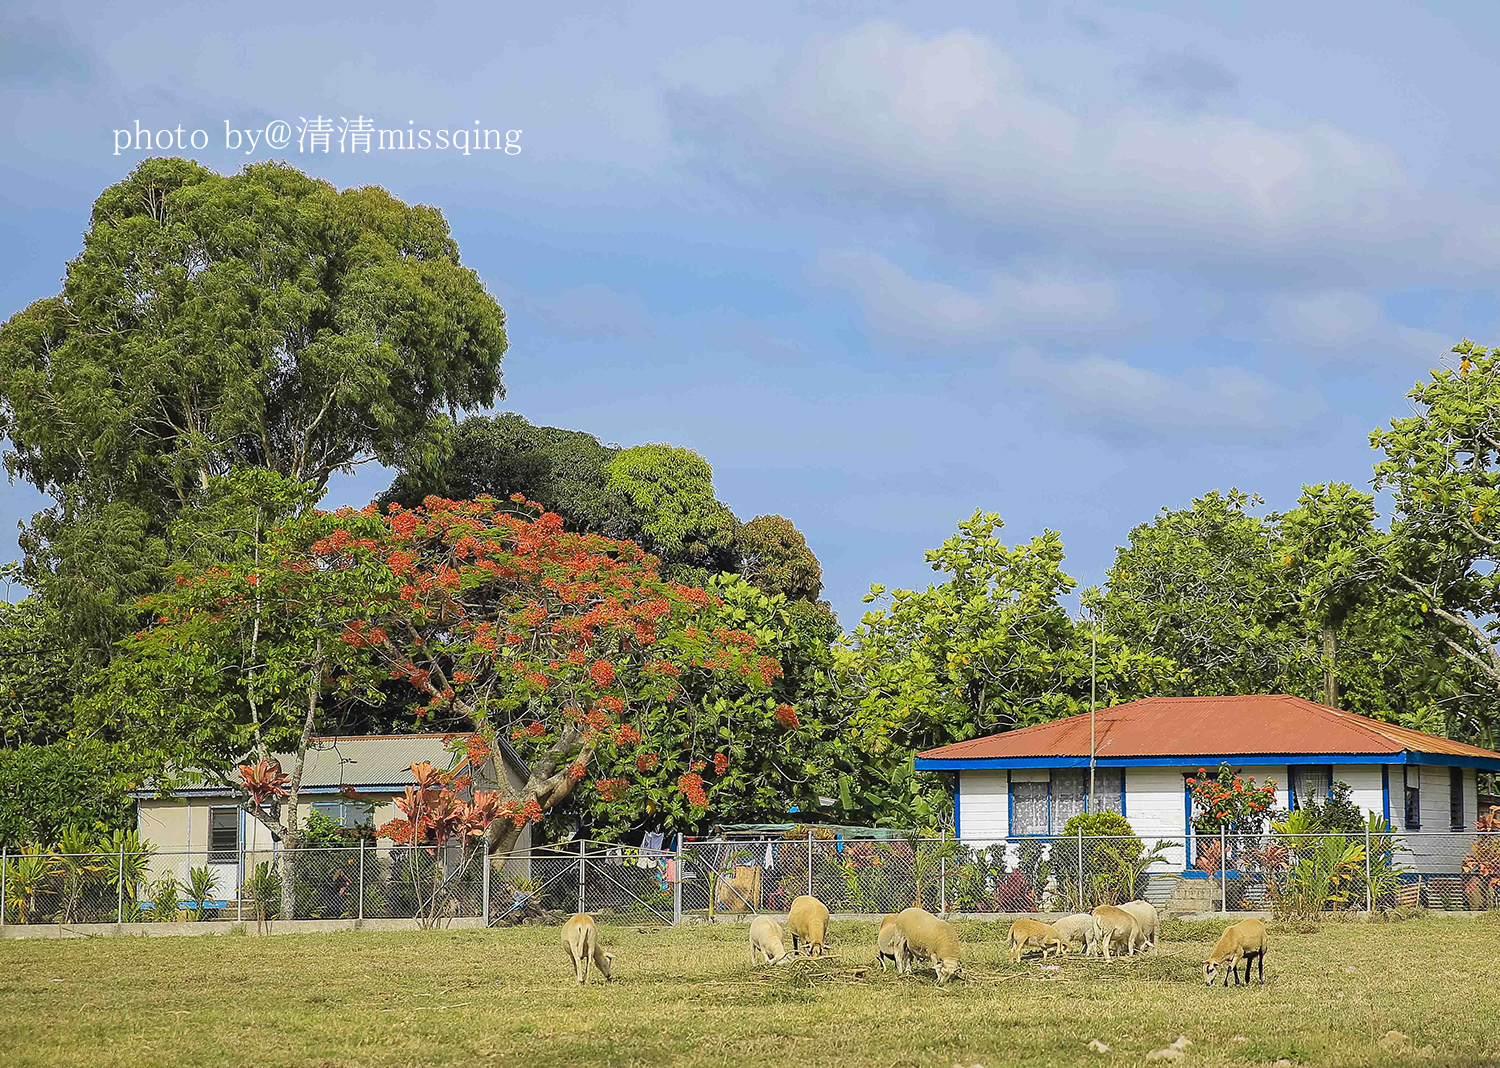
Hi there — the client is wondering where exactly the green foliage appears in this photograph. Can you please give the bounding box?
[838,511,1179,825]
[1060,810,1133,838]
[149,873,182,922]
[381,413,628,537]
[0,588,77,747]
[733,515,824,602]
[0,157,508,662]
[605,444,739,583]
[1284,780,1367,834]
[0,742,137,847]
[185,867,220,920]
[1372,339,1500,748]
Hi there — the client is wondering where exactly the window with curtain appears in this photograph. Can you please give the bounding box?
[1403,766,1421,829]
[1289,765,1331,809]
[1091,768,1124,815]
[1052,769,1088,828]
[1011,780,1049,836]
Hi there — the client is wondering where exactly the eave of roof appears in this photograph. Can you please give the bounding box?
[914,695,1500,772]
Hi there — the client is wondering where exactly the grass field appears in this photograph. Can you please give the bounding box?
[2,914,1499,1067]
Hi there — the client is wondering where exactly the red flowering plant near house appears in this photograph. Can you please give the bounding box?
[1186,763,1279,874]
[304,495,778,852]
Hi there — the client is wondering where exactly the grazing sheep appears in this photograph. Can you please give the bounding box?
[786,895,831,957]
[749,915,790,966]
[1008,918,1069,964]
[1117,900,1159,952]
[1203,918,1268,987]
[560,913,613,985]
[876,913,901,971]
[892,906,963,985]
[1090,904,1142,960]
[1051,913,1096,954]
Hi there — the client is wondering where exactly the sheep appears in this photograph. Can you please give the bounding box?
[1090,904,1142,960]
[1008,918,1069,964]
[1116,900,1159,952]
[560,913,613,985]
[786,895,831,957]
[1203,918,1268,987]
[892,906,963,985]
[876,913,901,971]
[1051,913,1097,954]
[749,915,791,966]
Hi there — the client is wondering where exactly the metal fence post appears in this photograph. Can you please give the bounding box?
[358,839,367,922]
[481,844,490,926]
[1077,829,1085,907]
[1365,822,1373,915]
[939,828,947,914]
[1,845,6,927]
[806,830,813,898]
[1219,825,1227,913]
[673,834,683,925]
[117,843,125,923]
[578,839,586,915]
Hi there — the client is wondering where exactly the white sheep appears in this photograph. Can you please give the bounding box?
[892,906,963,985]
[1116,900,1159,952]
[1090,904,1141,960]
[1203,918,1268,987]
[560,913,613,985]
[876,913,900,971]
[786,895,831,957]
[749,915,791,966]
[1008,918,1068,964]
[1051,912,1096,954]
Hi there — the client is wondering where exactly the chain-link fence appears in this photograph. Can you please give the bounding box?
[2,830,1496,928]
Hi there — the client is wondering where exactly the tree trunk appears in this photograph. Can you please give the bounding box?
[1320,624,1338,709]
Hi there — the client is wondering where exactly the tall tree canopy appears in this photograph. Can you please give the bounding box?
[1372,339,1500,746]
[840,512,1180,824]
[603,444,739,585]
[0,158,508,657]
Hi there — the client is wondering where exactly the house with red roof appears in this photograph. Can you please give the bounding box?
[915,694,1500,875]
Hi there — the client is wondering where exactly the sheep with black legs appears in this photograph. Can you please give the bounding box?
[1204,918,1267,987]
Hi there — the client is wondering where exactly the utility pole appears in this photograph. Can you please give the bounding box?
[1089,619,1097,808]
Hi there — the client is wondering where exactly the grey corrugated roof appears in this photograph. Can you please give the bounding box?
[131,733,529,798]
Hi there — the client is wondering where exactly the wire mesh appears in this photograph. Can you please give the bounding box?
[0,830,1495,926]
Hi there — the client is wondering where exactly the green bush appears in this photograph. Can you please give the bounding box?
[0,742,136,846]
[1061,811,1134,838]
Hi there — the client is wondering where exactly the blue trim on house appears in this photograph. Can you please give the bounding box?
[1046,774,1053,835]
[1118,767,1128,820]
[953,774,962,838]
[1006,770,1013,838]
[1381,765,1390,824]
[915,750,1500,772]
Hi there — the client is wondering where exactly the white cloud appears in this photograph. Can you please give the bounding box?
[1009,350,1318,439]
[1266,289,1451,361]
[814,248,1125,346]
[669,20,1500,281]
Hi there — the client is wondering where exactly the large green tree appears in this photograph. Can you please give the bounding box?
[1372,339,1500,746]
[0,579,76,747]
[0,158,508,659]
[841,512,1180,824]
[603,444,739,585]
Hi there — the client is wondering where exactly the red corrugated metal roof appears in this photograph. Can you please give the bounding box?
[917,695,1500,762]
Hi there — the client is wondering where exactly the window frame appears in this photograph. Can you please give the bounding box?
[1450,766,1465,831]
[1288,764,1333,811]
[1403,765,1421,830]
[1008,775,1052,837]
[208,806,240,865]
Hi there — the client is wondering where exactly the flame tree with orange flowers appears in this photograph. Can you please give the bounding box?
[320,493,784,856]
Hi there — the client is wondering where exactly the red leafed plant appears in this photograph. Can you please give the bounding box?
[1463,804,1500,909]
[238,758,290,805]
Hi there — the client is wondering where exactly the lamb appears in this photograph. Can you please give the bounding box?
[892,906,963,985]
[786,895,831,957]
[560,913,613,985]
[1203,918,1267,987]
[1051,913,1096,954]
[749,915,791,966]
[1008,918,1069,964]
[1090,904,1142,960]
[876,913,901,971]
[1116,900,1159,952]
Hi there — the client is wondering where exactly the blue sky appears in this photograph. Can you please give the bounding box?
[3,2,1499,627]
